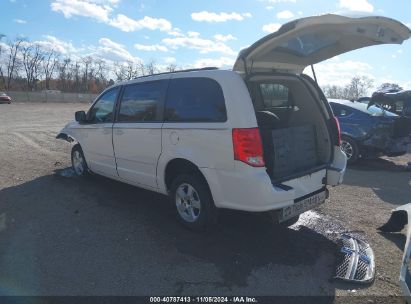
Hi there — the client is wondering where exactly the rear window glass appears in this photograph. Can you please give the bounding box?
[331,101,398,117]
[276,33,338,57]
[165,77,227,122]
[330,103,353,117]
[350,102,398,117]
[260,83,289,107]
[118,80,167,122]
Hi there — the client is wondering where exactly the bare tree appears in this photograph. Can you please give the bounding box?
[323,85,345,99]
[114,62,127,82]
[57,57,71,91]
[145,60,158,75]
[323,76,374,100]
[22,43,44,91]
[42,49,58,90]
[114,61,141,81]
[72,61,81,92]
[81,56,93,92]
[166,63,177,72]
[136,61,146,77]
[94,59,110,91]
[6,39,23,91]
[345,76,374,100]
[0,42,5,90]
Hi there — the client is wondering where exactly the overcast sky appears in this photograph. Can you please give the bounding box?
[2,0,411,90]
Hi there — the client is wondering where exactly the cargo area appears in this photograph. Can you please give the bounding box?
[247,74,333,181]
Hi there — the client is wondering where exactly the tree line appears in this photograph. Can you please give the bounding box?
[0,37,178,94]
[0,36,403,97]
[322,77,403,101]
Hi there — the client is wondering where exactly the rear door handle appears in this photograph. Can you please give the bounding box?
[115,130,124,135]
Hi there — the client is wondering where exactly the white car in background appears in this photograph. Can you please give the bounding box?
[58,14,410,231]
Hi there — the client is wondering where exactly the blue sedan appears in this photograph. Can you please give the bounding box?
[329,99,411,163]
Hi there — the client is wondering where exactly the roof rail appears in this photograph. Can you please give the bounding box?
[133,67,219,79]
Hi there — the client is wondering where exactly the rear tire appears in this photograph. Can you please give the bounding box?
[170,174,218,231]
[341,135,359,164]
[71,144,89,177]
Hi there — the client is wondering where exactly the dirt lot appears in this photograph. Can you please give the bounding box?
[0,103,410,302]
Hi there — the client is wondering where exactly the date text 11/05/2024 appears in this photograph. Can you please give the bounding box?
[149,297,257,303]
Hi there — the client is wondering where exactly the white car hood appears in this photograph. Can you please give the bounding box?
[234,14,411,75]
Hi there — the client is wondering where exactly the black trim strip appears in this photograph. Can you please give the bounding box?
[294,186,327,203]
[271,164,329,185]
[273,183,293,191]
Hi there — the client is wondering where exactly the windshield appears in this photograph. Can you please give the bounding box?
[349,102,398,117]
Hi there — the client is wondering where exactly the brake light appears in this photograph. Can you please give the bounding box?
[334,116,341,146]
[232,128,265,167]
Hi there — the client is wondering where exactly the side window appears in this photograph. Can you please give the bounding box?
[339,108,352,117]
[330,103,341,116]
[260,83,289,108]
[88,88,119,123]
[165,77,227,122]
[330,103,352,117]
[118,80,167,122]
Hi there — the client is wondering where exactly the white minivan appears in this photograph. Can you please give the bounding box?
[58,15,410,230]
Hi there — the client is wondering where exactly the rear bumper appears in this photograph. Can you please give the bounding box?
[202,145,345,212]
[201,164,328,212]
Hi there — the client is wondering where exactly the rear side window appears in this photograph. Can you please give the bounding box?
[330,104,353,117]
[260,83,289,108]
[165,77,227,122]
[118,80,167,122]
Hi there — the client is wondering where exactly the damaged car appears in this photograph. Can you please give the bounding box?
[329,99,411,163]
[369,90,411,117]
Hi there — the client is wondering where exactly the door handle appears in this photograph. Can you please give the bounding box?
[115,130,124,135]
[102,129,111,135]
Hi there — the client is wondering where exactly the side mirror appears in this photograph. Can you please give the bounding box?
[75,111,87,123]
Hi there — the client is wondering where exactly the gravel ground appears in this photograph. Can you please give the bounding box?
[0,102,410,303]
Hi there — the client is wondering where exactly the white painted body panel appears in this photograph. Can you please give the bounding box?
[234,15,411,74]
[201,163,326,211]
[113,122,162,189]
[327,146,347,186]
[59,69,346,212]
[61,122,117,178]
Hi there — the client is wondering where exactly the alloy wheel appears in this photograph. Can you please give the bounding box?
[341,140,354,160]
[175,183,201,223]
[72,150,85,175]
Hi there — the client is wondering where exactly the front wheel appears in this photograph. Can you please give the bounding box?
[341,135,359,164]
[170,174,218,231]
[71,144,89,177]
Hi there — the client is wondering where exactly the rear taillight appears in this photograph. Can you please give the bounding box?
[232,128,265,167]
[334,116,341,146]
